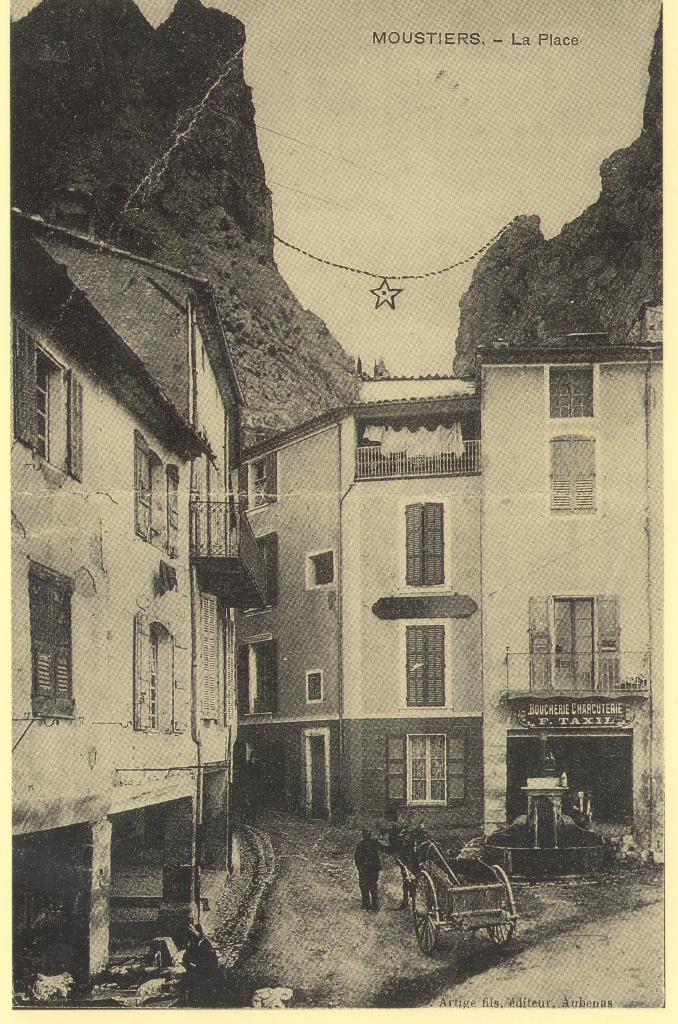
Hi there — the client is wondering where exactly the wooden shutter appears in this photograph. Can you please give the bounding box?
[551,439,573,512]
[423,503,444,585]
[66,371,83,482]
[201,594,219,720]
[529,597,551,690]
[224,619,237,723]
[596,596,620,688]
[237,643,250,715]
[133,610,151,729]
[265,639,279,714]
[13,322,37,448]
[448,731,467,802]
[166,465,179,558]
[405,504,424,585]
[29,570,74,717]
[134,432,151,540]
[171,636,189,733]
[425,625,445,705]
[571,439,595,512]
[149,453,166,548]
[406,625,426,706]
[240,463,249,511]
[266,452,278,503]
[386,736,406,803]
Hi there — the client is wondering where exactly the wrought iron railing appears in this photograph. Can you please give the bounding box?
[504,650,651,695]
[189,498,266,600]
[355,439,480,480]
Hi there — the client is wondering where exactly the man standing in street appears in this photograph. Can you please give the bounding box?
[354,828,382,912]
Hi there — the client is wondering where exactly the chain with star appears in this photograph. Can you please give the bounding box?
[274,217,517,309]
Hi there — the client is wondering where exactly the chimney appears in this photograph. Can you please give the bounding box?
[639,304,663,344]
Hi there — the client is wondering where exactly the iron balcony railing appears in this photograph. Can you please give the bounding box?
[504,650,651,695]
[189,498,266,604]
[355,439,481,480]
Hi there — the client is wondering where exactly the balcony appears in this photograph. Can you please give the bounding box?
[355,439,481,480]
[190,499,266,608]
[504,650,651,699]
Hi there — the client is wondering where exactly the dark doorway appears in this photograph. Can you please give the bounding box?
[309,735,328,818]
[507,734,634,825]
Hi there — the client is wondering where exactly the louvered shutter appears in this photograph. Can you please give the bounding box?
[264,639,278,714]
[133,610,151,730]
[66,371,83,482]
[423,504,444,585]
[171,637,189,733]
[405,505,424,585]
[166,465,179,558]
[267,453,278,503]
[29,570,74,717]
[386,736,406,803]
[529,597,551,690]
[426,625,445,705]
[134,432,151,540]
[448,731,467,802]
[551,439,573,512]
[224,619,237,723]
[149,453,166,549]
[13,322,37,448]
[237,643,250,715]
[201,594,219,720]
[596,597,620,688]
[571,439,596,512]
[406,625,426,706]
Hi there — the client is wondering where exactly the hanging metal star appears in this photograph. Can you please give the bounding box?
[370,278,403,310]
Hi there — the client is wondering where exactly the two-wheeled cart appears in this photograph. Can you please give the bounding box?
[398,841,518,956]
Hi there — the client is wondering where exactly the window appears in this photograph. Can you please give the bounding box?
[550,366,593,418]
[29,565,74,718]
[408,735,447,804]
[201,593,221,721]
[405,503,444,586]
[13,323,83,479]
[406,624,445,706]
[550,437,595,513]
[529,596,620,691]
[133,614,175,731]
[306,670,323,703]
[244,453,278,509]
[238,639,278,714]
[307,550,334,589]
[166,465,179,559]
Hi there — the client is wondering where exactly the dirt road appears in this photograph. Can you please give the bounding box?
[227,814,663,1008]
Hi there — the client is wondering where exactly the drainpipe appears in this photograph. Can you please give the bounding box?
[187,293,203,913]
[643,359,655,853]
[338,420,358,819]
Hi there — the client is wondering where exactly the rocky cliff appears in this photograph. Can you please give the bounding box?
[453,18,662,376]
[11,0,357,443]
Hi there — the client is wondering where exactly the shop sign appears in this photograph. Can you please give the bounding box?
[516,698,635,729]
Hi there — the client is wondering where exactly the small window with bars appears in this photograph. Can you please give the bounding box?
[306,670,323,703]
[550,366,594,418]
[550,436,596,513]
[29,564,75,718]
[408,734,447,804]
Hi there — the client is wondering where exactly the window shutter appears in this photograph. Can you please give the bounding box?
[529,597,551,690]
[266,453,278,503]
[133,610,151,730]
[265,639,278,714]
[596,596,620,688]
[571,439,596,512]
[149,454,166,549]
[406,625,426,706]
[240,463,249,511]
[426,625,446,705]
[551,439,574,512]
[224,619,237,723]
[201,594,219,720]
[13,322,37,448]
[237,643,250,715]
[166,465,179,558]
[171,637,189,733]
[551,437,595,513]
[134,432,151,540]
[405,504,424,585]
[265,534,279,606]
[30,570,74,716]
[448,731,467,802]
[66,371,83,482]
[423,504,444,585]
[386,736,406,803]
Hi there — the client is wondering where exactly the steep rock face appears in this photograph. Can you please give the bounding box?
[11,0,356,443]
[453,19,662,375]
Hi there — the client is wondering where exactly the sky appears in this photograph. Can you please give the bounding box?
[11,0,662,375]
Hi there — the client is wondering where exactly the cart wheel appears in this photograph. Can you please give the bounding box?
[412,870,440,956]
[486,922,515,947]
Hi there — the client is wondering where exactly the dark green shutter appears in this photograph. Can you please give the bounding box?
[448,731,467,801]
[67,371,83,481]
[423,503,444,585]
[386,736,406,803]
[406,504,424,585]
[30,570,74,717]
[13,322,37,448]
[529,597,551,690]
